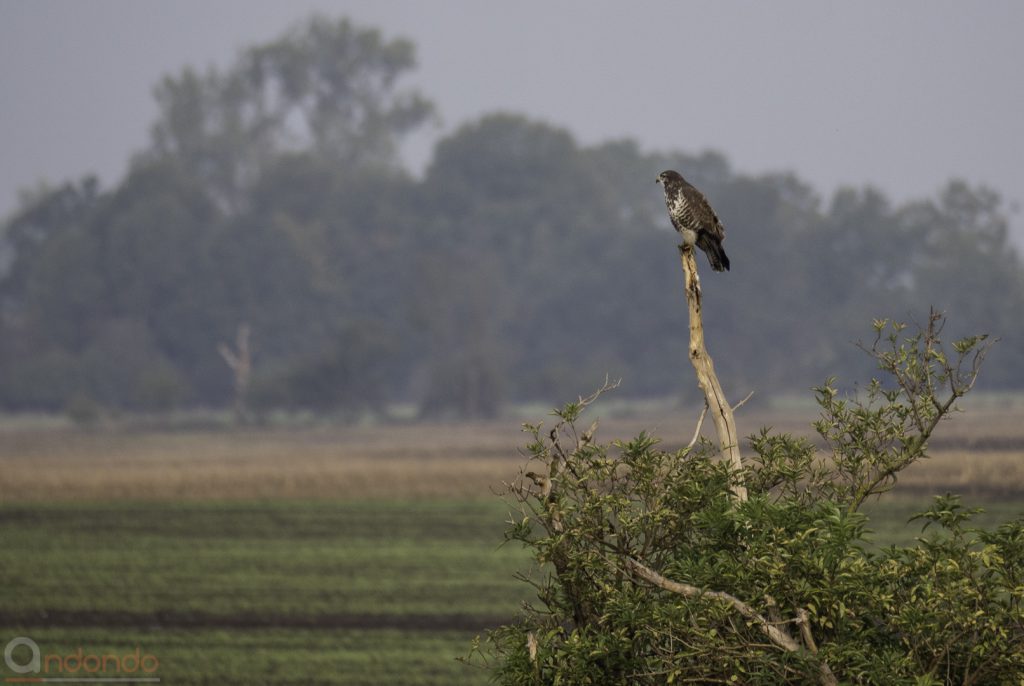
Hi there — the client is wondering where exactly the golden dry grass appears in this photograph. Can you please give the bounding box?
[0,423,527,502]
[895,449,1024,496]
[0,404,1021,503]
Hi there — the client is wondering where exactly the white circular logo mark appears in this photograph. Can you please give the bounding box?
[4,636,40,674]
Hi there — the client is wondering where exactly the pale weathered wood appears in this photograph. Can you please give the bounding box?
[626,557,838,686]
[678,246,747,501]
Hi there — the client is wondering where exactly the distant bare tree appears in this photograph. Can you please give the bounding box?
[218,323,252,424]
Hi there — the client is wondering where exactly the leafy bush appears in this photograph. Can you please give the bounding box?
[470,314,1023,684]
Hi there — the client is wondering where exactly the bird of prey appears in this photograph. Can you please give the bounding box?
[656,170,730,271]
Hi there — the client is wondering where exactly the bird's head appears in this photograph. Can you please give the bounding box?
[656,170,684,186]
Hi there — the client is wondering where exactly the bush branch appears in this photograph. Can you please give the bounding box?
[626,557,838,685]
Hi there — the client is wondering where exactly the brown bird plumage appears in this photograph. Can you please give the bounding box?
[656,170,730,271]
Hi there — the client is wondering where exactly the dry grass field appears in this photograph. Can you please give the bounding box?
[1,401,1022,503]
[0,422,522,502]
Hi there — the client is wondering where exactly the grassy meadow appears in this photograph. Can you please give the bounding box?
[0,500,523,685]
[1,402,1022,684]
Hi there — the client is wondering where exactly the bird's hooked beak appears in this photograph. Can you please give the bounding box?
[655,176,661,185]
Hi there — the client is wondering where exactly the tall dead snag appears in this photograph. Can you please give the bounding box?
[218,323,252,424]
[679,246,747,502]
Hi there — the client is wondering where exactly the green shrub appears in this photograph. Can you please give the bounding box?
[471,314,1023,684]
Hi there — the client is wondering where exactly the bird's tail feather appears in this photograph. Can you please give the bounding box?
[700,238,730,272]
[713,245,730,272]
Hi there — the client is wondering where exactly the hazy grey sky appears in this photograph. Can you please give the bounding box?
[2,1,1022,235]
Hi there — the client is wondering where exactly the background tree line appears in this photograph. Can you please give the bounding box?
[1,15,1022,419]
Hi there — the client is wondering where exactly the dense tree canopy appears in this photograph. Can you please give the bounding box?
[2,15,1023,418]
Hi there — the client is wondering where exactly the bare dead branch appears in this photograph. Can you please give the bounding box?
[626,557,800,650]
[732,390,755,413]
[626,557,838,685]
[526,631,539,666]
[685,400,710,451]
[678,246,747,501]
[796,608,819,654]
[578,375,621,408]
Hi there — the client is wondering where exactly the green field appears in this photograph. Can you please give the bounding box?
[3,497,1022,684]
[1,408,1022,684]
[0,499,531,685]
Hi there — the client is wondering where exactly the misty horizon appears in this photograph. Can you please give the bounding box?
[2,1,1022,241]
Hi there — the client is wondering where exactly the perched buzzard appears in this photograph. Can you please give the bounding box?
[656,170,730,272]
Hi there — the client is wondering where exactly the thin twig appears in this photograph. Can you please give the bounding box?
[731,390,755,412]
[685,400,710,451]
